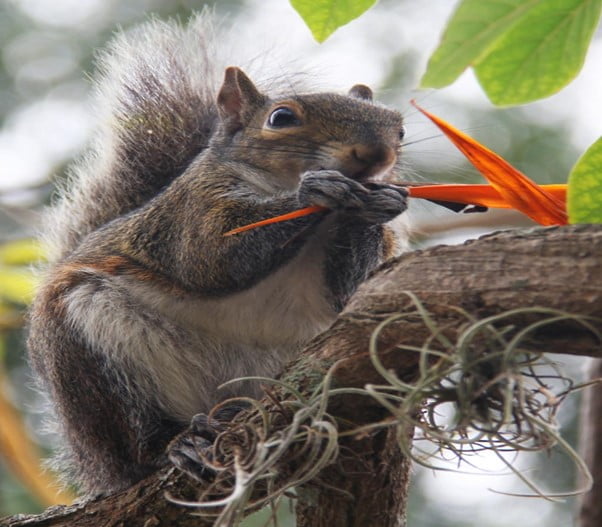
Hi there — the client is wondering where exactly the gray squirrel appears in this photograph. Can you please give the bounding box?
[27,14,409,495]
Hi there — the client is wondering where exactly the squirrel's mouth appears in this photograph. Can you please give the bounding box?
[347,144,398,182]
[348,168,372,182]
[342,158,398,184]
[348,167,393,184]
[314,159,396,185]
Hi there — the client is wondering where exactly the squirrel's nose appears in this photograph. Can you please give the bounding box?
[350,144,396,177]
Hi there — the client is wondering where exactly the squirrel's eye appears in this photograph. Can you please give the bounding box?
[268,107,301,128]
[399,125,406,142]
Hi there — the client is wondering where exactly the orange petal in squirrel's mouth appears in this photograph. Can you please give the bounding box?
[223,205,326,237]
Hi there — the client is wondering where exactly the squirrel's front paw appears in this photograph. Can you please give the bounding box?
[359,182,408,224]
[298,171,407,224]
[298,170,367,211]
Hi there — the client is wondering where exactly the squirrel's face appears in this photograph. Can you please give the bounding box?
[214,67,405,192]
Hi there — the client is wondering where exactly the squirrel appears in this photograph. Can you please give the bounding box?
[27,14,410,495]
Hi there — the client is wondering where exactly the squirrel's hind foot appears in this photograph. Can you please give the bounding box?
[167,403,249,482]
[168,413,218,482]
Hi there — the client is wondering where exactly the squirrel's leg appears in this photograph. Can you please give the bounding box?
[28,267,192,494]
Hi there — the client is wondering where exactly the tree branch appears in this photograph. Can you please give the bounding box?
[3,225,601,527]
[579,358,602,527]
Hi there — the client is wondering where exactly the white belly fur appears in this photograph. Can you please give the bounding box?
[117,222,337,417]
[147,221,336,347]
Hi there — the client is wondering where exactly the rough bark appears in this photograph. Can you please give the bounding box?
[579,358,602,527]
[0,470,212,527]
[2,224,601,527]
[295,428,412,527]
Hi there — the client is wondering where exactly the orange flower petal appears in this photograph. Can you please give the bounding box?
[411,101,567,226]
[408,184,567,209]
[223,182,569,236]
[223,205,326,236]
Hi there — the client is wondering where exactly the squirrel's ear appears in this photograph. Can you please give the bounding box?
[348,84,373,101]
[217,67,264,131]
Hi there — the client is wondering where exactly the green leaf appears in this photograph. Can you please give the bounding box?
[0,268,38,305]
[0,239,45,266]
[474,0,602,106]
[421,0,541,88]
[568,137,602,223]
[290,0,377,42]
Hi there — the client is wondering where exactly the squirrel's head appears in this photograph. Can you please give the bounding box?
[213,67,405,191]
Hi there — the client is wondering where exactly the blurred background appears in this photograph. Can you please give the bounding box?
[0,0,599,525]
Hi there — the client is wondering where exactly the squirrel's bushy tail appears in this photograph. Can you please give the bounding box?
[46,13,224,260]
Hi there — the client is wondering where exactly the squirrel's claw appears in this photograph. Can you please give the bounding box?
[167,403,250,482]
[167,413,218,482]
